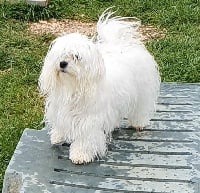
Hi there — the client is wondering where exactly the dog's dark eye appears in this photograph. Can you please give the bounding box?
[74,54,81,60]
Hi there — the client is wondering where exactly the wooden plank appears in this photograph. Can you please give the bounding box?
[59,153,192,168]
[113,130,199,141]
[53,159,194,181]
[50,172,195,193]
[110,140,196,153]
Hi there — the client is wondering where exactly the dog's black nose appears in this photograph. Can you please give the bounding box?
[60,61,68,68]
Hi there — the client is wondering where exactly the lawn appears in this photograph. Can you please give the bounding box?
[0,0,199,190]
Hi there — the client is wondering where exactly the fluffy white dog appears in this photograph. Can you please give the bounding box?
[39,10,160,164]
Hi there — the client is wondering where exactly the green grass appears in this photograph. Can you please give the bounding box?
[0,0,199,190]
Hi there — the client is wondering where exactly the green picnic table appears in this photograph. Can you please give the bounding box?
[2,83,200,193]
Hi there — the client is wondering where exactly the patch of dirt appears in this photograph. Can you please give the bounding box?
[139,25,166,41]
[28,19,96,36]
[28,19,166,41]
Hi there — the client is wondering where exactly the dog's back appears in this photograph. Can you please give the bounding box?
[95,9,160,129]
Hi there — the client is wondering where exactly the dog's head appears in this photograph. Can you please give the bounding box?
[39,33,105,96]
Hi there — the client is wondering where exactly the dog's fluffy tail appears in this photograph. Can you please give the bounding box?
[96,8,141,44]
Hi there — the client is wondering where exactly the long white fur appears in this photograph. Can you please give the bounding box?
[39,10,160,164]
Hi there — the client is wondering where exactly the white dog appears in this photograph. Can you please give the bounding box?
[39,10,160,164]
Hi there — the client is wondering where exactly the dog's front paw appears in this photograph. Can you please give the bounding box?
[50,129,65,145]
[134,126,145,132]
[70,152,94,164]
[131,123,149,132]
[69,144,95,164]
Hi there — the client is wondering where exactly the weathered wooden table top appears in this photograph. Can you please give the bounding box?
[3,83,200,193]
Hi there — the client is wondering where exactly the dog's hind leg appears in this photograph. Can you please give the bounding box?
[128,94,155,131]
